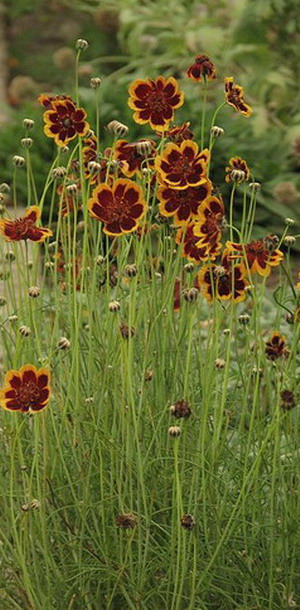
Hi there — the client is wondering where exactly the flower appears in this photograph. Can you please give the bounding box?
[43,99,90,146]
[224,77,252,117]
[193,196,225,249]
[155,140,209,189]
[164,122,194,143]
[187,54,216,82]
[0,364,51,413]
[225,157,250,183]
[198,249,248,302]
[114,139,156,177]
[169,400,191,418]
[88,178,147,236]
[0,206,52,243]
[128,76,184,131]
[176,223,222,263]
[158,180,212,225]
[265,332,289,361]
[226,238,283,277]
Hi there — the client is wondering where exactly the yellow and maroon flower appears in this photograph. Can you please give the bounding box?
[38,93,75,110]
[187,54,216,82]
[158,180,212,226]
[128,76,184,132]
[114,139,156,177]
[155,140,209,189]
[225,157,250,183]
[226,238,283,277]
[265,332,289,361]
[193,196,225,248]
[224,77,252,117]
[164,122,194,143]
[88,178,147,236]
[0,365,51,413]
[198,249,248,302]
[176,223,222,263]
[43,99,89,146]
[0,206,52,243]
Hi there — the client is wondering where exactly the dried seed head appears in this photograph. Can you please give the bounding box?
[169,399,191,419]
[75,38,89,51]
[19,325,31,337]
[285,217,295,227]
[124,263,137,278]
[210,125,224,138]
[215,358,226,369]
[231,169,245,183]
[168,425,181,438]
[184,262,194,273]
[12,155,25,168]
[135,140,152,156]
[28,285,40,298]
[249,182,261,191]
[51,166,67,179]
[8,314,18,323]
[238,313,250,326]
[5,250,15,261]
[88,161,101,174]
[21,137,33,149]
[284,235,296,247]
[90,77,102,89]
[95,254,105,265]
[23,118,35,130]
[107,120,129,137]
[109,300,121,313]
[0,183,10,193]
[120,323,135,339]
[66,183,78,195]
[180,514,195,530]
[57,336,70,350]
[144,369,154,382]
[280,389,296,410]
[115,512,137,529]
[0,296,7,306]
[183,287,198,303]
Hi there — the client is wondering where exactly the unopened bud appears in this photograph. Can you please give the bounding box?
[223,328,230,336]
[249,182,261,191]
[285,312,294,325]
[215,358,226,369]
[184,262,194,273]
[107,120,129,137]
[210,125,224,138]
[61,145,69,154]
[125,263,137,278]
[75,39,89,51]
[238,313,250,325]
[66,183,78,195]
[0,183,10,193]
[136,140,152,156]
[95,255,105,265]
[8,314,18,323]
[231,169,245,183]
[23,118,35,130]
[28,286,40,298]
[12,155,25,168]
[183,287,198,303]
[285,217,295,226]
[21,137,33,149]
[90,77,102,89]
[284,235,296,247]
[57,336,70,350]
[144,369,154,382]
[109,300,120,312]
[19,325,31,337]
[88,161,101,174]
[5,250,15,261]
[52,166,67,179]
[168,425,181,438]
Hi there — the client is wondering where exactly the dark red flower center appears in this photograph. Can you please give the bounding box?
[15,381,40,410]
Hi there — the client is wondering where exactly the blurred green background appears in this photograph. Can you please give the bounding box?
[0,0,300,243]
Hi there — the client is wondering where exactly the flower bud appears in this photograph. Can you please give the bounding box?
[215,358,226,369]
[238,313,250,326]
[231,169,245,183]
[0,183,10,193]
[109,300,120,312]
[21,137,33,149]
[183,287,198,303]
[5,250,15,261]
[210,125,224,138]
[12,155,25,168]
[88,161,101,174]
[107,120,129,137]
[75,39,89,51]
[61,145,69,154]
[125,263,137,278]
[184,262,194,273]
[95,255,105,265]
[51,166,67,179]
[285,312,294,325]
[85,397,94,404]
[285,217,295,226]
[23,118,35,130]
[28,285,40,298]
[45,261,54,269]
[120,323,135,339]
[66,183,78,195]
[136,140,152,156]
[8,314,18,323]
[90,77,102,89]
[168,425,181,438]
[57,336,70,350]
[144,369,154,382]
[223,328,230,336]
[19,325,31,337]
[249,182,261,191]
[284,235,296,247]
